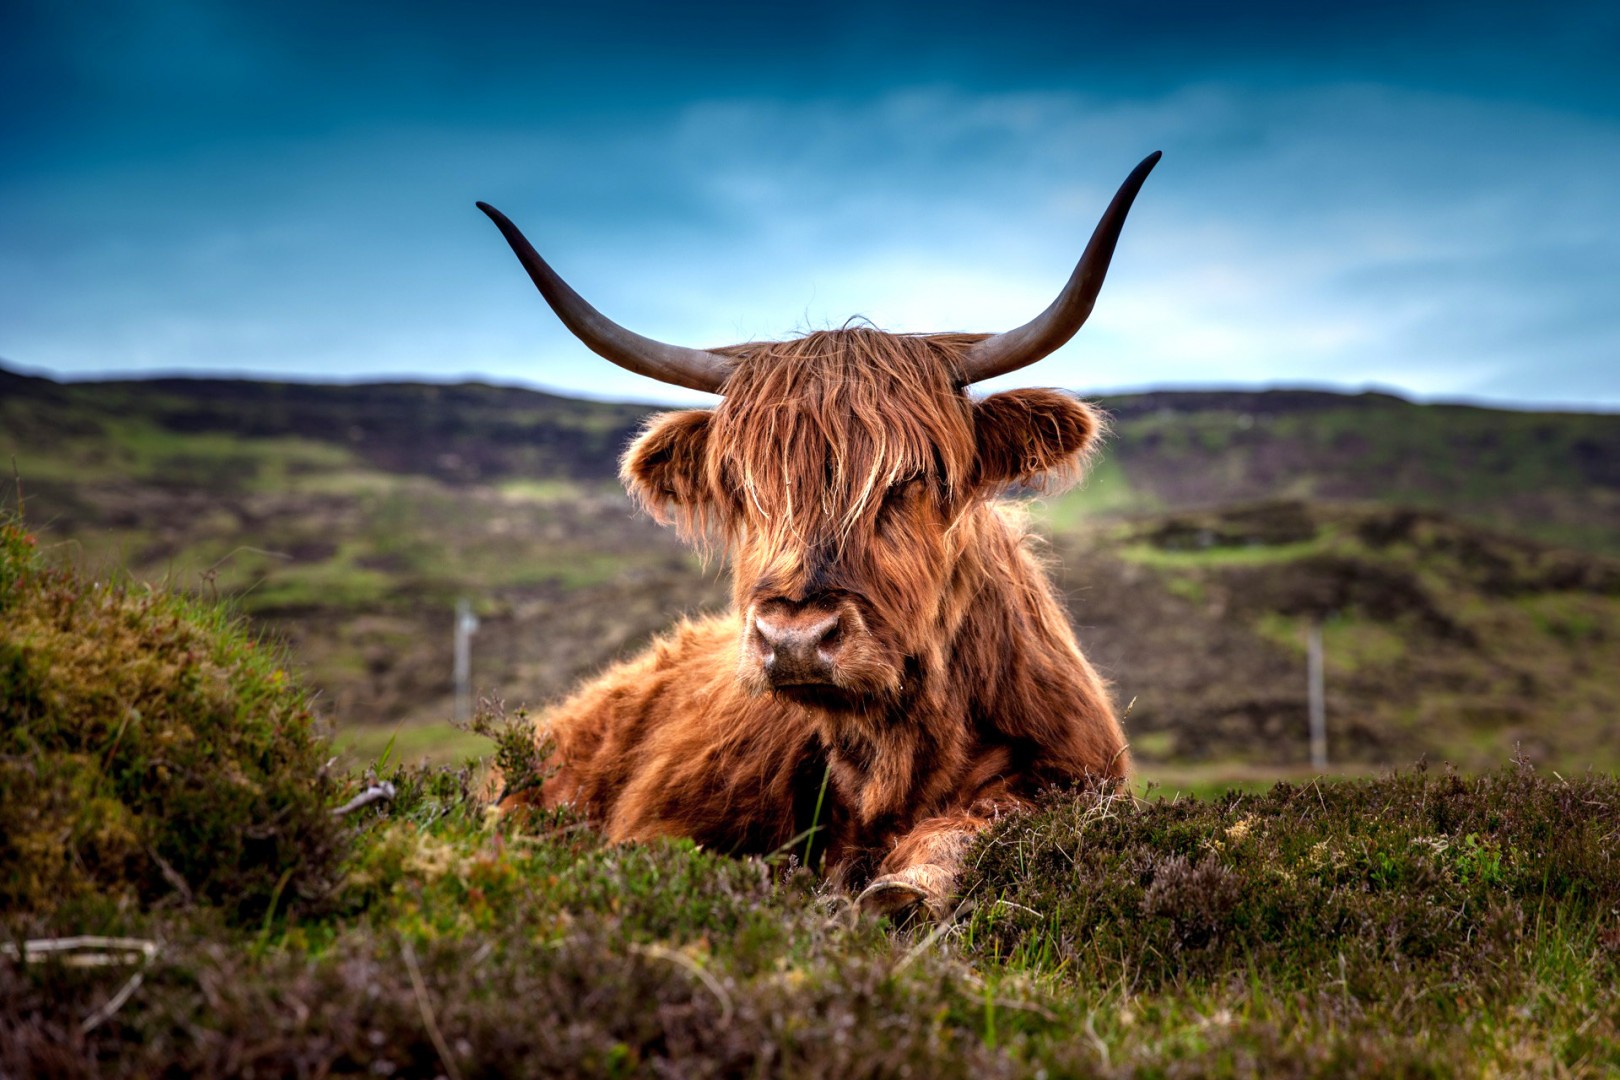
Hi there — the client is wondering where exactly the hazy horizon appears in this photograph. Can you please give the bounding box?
[10,353,1618,418]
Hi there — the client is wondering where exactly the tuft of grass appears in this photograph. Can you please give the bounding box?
[0,512,347,925]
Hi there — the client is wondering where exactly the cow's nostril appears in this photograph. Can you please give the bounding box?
[749,619,775,661]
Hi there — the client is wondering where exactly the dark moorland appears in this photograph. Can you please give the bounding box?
[4,365,1617,777]
[3,514,1619,1075]
[4,367,1620,1074]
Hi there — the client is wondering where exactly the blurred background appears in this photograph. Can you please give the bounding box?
[4,0,1617,790]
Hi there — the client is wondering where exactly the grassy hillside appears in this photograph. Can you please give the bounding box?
[5,366,1618,780]
[1056,501,1620,773]
[4,523,1618,1075]
[1054,389,1620,556]
[9,368,1619,553]
[0,366,648,488]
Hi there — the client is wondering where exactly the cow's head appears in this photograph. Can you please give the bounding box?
[478,152,1158,710]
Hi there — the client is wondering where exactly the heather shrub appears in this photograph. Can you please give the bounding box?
[0,514,346,924]
[5,511,1619,1075]
[962,762,1620,1000]
[6,748,1619,1077]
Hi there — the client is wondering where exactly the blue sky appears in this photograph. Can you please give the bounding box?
[3,0,1617,408]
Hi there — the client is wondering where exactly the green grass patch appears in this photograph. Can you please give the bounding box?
[335,721,492,768]
[495,477,593,502]
[28,419,360,492]
[1518,591,1618,646]
[1120,537,1325,567]
[1160,571,1208,604]
[1031,454,1154,528]
[1320,618,1409,671]
[1132,761,1365,800]
[1129,730,1178,760]
[239,555,399,613]
[1252,609,1410,663]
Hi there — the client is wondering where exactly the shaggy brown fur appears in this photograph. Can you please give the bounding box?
[506,327,1127,916]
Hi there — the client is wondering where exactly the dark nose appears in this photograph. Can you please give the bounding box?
[751,603,843,686]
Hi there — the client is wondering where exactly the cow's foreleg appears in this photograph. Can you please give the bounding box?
[857,808,998,919]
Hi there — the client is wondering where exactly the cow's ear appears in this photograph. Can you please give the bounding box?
[621,409,714,523]
[972,389,1105,490]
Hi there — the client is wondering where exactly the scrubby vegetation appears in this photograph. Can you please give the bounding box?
[962,767,1620,1070]
[1063,500,1620,772]
[6,370,1620,1072]
[4,521,1619,1075]
[0,513,346,924]
[7,366,1620,782]
[7,755,1619,1075]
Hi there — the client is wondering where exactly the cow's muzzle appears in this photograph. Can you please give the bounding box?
[748,599,845,688]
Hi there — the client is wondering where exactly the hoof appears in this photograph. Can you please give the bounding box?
[857,876,930,917]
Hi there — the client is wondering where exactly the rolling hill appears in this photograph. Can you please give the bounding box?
[4,364,1617,775]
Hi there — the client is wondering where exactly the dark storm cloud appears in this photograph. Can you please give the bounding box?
[12,1,1614,136]
[2,0,1616,408]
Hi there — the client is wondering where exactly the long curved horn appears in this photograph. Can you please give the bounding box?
[477,202,733,394]
[960,151,1161,384]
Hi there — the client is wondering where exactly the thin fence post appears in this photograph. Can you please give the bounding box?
[454,598,479,725]
[1307,620,1327,770]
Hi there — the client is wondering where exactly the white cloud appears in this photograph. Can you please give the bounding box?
[3,81,1617,409]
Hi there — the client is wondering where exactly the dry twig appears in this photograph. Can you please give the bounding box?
[629,942,734,1027]
[332,781,397,817]
[0,936,161,1033]
[401,939,463,1080]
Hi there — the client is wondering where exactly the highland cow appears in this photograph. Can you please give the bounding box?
[478,151,1159,916]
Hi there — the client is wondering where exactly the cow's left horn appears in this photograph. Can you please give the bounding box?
[959,151,1161,384]
[477,202,734,394]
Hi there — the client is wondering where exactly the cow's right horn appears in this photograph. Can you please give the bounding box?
[478,202,734,394]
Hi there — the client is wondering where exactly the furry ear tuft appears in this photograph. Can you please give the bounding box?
[972,389,1105,491]
[620,410,714,524]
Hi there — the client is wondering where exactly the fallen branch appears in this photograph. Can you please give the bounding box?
[332,781,397,817]
[0,936,161,1034]
[1,936,158,967]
